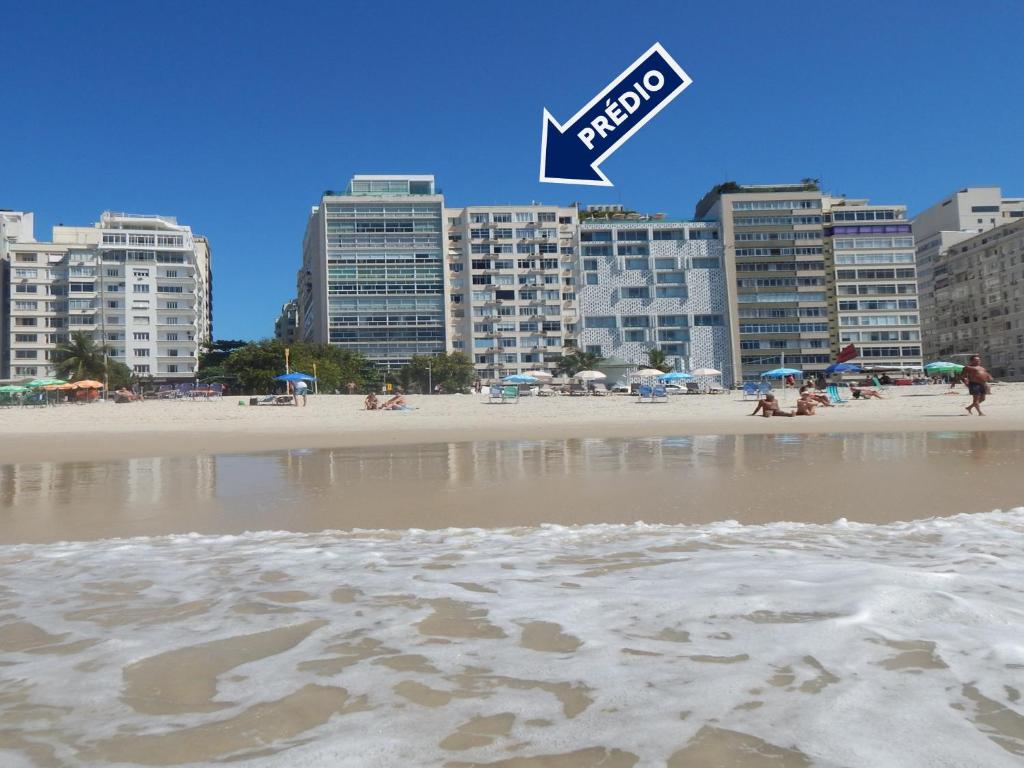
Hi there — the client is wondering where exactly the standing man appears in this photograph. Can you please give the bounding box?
[294,378,309,407]
[961,355,992,415]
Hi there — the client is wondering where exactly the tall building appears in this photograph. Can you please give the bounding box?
[297,175,447,369]
[921,218,1024,379]
[4,212,212,382]
[822,197,922,370]
[695,183,830,379]
[912,187,1024,358]
[577,214,733,382]
[445,204,578,380]
[274,299,299,344]
[1,211,36,378]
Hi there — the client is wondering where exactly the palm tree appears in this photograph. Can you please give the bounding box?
[647,348,673,372]
[54,331,107,381]
[556,350,604,377]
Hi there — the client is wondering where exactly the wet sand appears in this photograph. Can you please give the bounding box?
[1,432,1019,544]
[2,383,1022,464]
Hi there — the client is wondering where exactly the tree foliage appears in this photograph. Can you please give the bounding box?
[219,339,376,394]
[51,331,133,389]
[394,352,474,394]
[647,348,673,373]
[555,350,604,377]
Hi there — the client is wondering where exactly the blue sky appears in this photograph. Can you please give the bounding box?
[4,0,1022,340]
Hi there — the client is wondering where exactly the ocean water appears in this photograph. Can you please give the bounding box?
[2,433,1023,766]
[3,513,1024,766]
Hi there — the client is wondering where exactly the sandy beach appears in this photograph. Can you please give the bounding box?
[2,383,1022,464]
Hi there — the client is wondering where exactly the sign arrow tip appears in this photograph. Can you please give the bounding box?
[539,109,613,187]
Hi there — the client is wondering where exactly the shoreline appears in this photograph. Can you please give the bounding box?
[3,385,1023,463]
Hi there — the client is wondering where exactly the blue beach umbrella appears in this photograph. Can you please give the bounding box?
[658,371,694,381]
[761,367,803,379]
[825,363,861,375]
[503,374,539,384]
[274,372,318,382]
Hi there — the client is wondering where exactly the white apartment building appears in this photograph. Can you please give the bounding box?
[445,204,579,380]
[1,211,37,377]
[5,212,212,382]
[823,197,923,370]
[925,219,1024,379]
[578,217,733,382]
[912,187,1024,358]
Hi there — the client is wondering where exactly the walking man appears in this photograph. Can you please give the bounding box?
[294,378,309,407]
[961,355,992,415]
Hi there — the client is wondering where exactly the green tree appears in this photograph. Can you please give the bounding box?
[555,350,604,377]
[53,331,107,381]
[395,352,474,394]
[647,348,673,372]
[222,339,376,394]
[198,339,248,383]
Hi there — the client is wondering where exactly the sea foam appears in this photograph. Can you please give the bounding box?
[2,510,1024,766]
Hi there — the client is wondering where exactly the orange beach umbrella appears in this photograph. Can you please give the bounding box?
[73,380,104,389]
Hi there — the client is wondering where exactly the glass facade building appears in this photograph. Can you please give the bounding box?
[298,176,447,368]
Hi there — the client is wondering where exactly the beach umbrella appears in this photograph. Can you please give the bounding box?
[690,368,722,376]
[573,370,606,380]
[519,370,552,380]
[924,361,963,374]
[274,372,318,382]
[25,378,66,388]
[824,363,860,375]
[658,371,694,381]
[0,385,27,393]
[72,380,104,389]
[503,374,538,384]
[630,368,667,378]
[761,368,803,379]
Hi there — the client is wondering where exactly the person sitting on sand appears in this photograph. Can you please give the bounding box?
[750,393,795,417]
[380,389,408,410]
[799,383,833,407]
[850,386,883,400]
[795,392,818,415]
[364,393,378,410]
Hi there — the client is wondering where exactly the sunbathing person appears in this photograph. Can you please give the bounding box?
[799,383,833,407]
[381,390,408,410]
[750,393,795,417]
[850,386,883,400]
[795,393,818,415]
[364,393,379,410]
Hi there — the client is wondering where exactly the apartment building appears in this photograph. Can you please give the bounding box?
[695,183,830,379]
[912,187,1024,358]
[822,197,922,370]
[297,175,447,369]
[1,211,37,377]
[577,216,733,382]
[924,218,1024,379]
[5,212,212,382]
[445,204,578,380]
[274,299,299,344]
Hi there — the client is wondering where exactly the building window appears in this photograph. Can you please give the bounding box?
[133,284,150,293]
[584,316,617,329]
[133,364,150,373]
[693,314,724,326]
[133,332,150,340]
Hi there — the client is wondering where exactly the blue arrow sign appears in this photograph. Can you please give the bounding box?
[539,42,692,186]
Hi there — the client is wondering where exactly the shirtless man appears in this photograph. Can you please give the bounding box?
[750,393,795,417]
[799,383,832,407]
[961,355,993,415]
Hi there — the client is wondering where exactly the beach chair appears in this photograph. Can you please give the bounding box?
[210,383,225,398]
[742,381,759,400]
[488,385,503,403]
[569,382,587,396]
[636,384,653,403]
[537,385,558,397]
[707,382,726,394]
[501,385,520,403]
[591,383,610,396]
[871,376,888,393]
[826,384,847,405]
[758,381,772,397]
[652,384,669,402]
[685,382,701,395]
